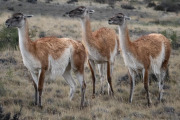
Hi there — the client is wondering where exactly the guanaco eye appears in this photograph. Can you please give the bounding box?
[78,10,83,12]
[15,16,20,19]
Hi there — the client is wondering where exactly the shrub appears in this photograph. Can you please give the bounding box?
[94,0,122,8]
[26,0,37,4]
[121,4,135,10]
[170,31,178,49]
[154,0,180,13]
[0,25,18,51]
[67,0,78,4]
[0,106,22,120]
[161,29,179,49]
[39,31,46,38]
[147,2,156,8]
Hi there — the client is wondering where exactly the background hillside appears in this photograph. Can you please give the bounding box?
[0,0,180,119]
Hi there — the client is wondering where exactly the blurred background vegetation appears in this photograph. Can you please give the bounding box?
[0,0,179,50]
[0,25,18,51]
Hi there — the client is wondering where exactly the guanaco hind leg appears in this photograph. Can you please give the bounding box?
[88,60,96,98]
[63,63,76,101]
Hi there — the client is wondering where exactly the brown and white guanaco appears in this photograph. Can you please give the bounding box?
[108,13,171,106]
[5,13,87,108]
[65,6,120,98]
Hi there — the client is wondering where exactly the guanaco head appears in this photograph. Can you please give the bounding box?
[108,13,131,25]
[5,13,33,28]
[64,6,95,18]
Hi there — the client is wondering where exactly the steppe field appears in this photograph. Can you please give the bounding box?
[0,0,180,119]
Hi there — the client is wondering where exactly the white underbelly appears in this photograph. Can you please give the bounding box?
[48,48,71,80]
[150,43,165,75]
[88,46,107,63]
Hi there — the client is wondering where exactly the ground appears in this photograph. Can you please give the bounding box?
[0,0,180,120]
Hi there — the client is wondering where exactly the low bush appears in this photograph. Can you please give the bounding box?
[121,4,135,10]
[150,19,180,27]
[161,29,179,49]
[154,0,180,13]
[147,2,156,8]
[0,25,18,51]
[26,0,37,4]
[94,0,122,8]
[0,106,22,120]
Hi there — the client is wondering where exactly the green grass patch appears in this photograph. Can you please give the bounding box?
[0,25,18,51]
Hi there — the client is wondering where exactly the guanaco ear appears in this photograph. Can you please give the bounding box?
[24,15,33,18]
[124,16,131,20]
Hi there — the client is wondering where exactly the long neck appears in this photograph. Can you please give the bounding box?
[118,22,132,53]
[18,19,34,56]
[80,15,93,46]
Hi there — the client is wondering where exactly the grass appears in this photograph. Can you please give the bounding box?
[0,0,180,119]
[0,48,180,120]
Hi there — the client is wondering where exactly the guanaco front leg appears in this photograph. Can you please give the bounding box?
[128,69,135,103]
[30,71,39,105]
[38,69,46,107]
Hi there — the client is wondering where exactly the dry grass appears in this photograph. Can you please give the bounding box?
[0,49,180,120]
[0,0,180,120]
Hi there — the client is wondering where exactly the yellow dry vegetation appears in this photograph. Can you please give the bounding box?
[0,0,180,119]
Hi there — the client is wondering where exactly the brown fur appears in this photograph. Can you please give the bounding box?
[81,15,118,97]
[124,26,171,70]
[70,40,87,74]
[23,21,71,70]
[109,12,171,105]
[83,19,118,59]
[23,19,87,72]
[66,6,120,97]
[6,13,87,107]
[122,24,171,106]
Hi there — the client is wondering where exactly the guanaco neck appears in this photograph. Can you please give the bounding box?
[118,22,132,53]
[80,14,94,49]
[18,19,34,58]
